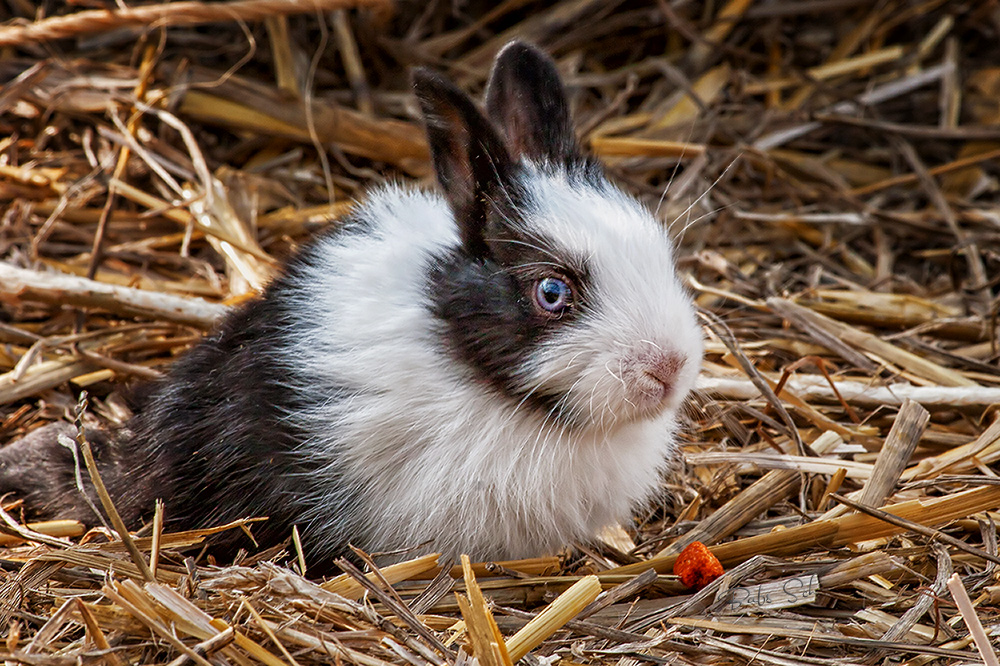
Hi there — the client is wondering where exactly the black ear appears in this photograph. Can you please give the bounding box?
[412,68,513,259]
[485,42,581,165]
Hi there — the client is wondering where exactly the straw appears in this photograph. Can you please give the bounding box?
[2,3,1000,664]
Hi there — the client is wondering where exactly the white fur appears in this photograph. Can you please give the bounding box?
[279,173,702,562]
[511,167,703,426]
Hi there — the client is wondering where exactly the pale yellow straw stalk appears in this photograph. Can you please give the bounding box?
[322,553,439,600]
[505,574,602,661]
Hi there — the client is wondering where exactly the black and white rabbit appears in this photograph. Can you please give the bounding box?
[0,42,703,563]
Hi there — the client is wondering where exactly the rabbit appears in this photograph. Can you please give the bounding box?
[0,42,703,565]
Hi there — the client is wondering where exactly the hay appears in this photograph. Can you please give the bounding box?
[1,1,999,664]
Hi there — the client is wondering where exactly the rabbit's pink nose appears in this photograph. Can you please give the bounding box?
[624,350,685,415]
[641,351,683,398]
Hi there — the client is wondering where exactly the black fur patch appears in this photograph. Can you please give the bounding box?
[412,68,514,260]
[121,247,365,560]
[425,182,592,416]
[415,42,602,419]
[0,241,365,563]
[485,42,583,167]
[0,421,117,525]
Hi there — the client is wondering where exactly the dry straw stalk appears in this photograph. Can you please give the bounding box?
[2,2,1000,665]
[505,574,602,661]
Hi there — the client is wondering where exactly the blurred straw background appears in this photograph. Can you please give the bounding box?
[1,1,999,664]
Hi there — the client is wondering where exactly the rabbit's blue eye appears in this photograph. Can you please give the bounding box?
[535,277,571,313]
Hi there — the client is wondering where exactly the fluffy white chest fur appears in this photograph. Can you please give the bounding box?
[276,180,699,561]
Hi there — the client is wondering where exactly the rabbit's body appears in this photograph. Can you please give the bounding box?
[281,177,696,560]
[0,43,702,564]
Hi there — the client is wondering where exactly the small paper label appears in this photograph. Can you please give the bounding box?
[725,574,819,613]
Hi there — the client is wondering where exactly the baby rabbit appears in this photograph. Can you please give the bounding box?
[0,42,703,564]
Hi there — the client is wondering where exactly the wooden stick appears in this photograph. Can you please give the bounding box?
[856,399,928,508]
[696,375,1000,407]
[0,263,227,328]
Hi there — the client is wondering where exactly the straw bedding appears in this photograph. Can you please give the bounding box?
[1,1,999,664]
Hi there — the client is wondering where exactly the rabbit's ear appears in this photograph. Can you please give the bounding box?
[413,68,513,259]
[485,42,581,165]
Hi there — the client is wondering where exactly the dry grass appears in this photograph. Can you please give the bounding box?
[2,1,1000,664]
